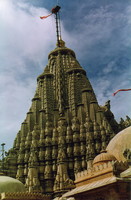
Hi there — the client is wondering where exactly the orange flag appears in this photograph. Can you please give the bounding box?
[40,6,60,19]
[40,13,52,19]
[113,89,131,96]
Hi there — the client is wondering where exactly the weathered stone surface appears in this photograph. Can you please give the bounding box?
[3,41,120,197]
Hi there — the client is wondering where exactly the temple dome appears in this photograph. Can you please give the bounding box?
[93,151,117,166]
[0,176,26,193]
[48,41,76,59]
[106,126,131,162]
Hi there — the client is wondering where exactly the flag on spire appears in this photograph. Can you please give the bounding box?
[40,6,61,19]
[113,89,131,96]
[40,13,52,19]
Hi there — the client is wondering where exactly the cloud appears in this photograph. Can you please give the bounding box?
[0,72,36,150]
[0,0,56,69]
[102,61,117,74]
[91,69,131,122]
[63,2,131,69]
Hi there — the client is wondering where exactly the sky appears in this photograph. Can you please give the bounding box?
[0,0,131,152]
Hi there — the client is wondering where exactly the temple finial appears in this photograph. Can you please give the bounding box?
[51,5,61,47]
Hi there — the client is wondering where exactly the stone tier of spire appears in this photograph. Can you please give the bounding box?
[4,41,119,197]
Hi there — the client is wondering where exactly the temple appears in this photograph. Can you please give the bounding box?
[0,5,131,200]
[1,38,129,195]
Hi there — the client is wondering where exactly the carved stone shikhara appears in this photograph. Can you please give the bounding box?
[3,41,122,197]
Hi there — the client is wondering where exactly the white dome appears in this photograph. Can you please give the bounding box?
[106,126,131,162]
[0,176,26,193]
